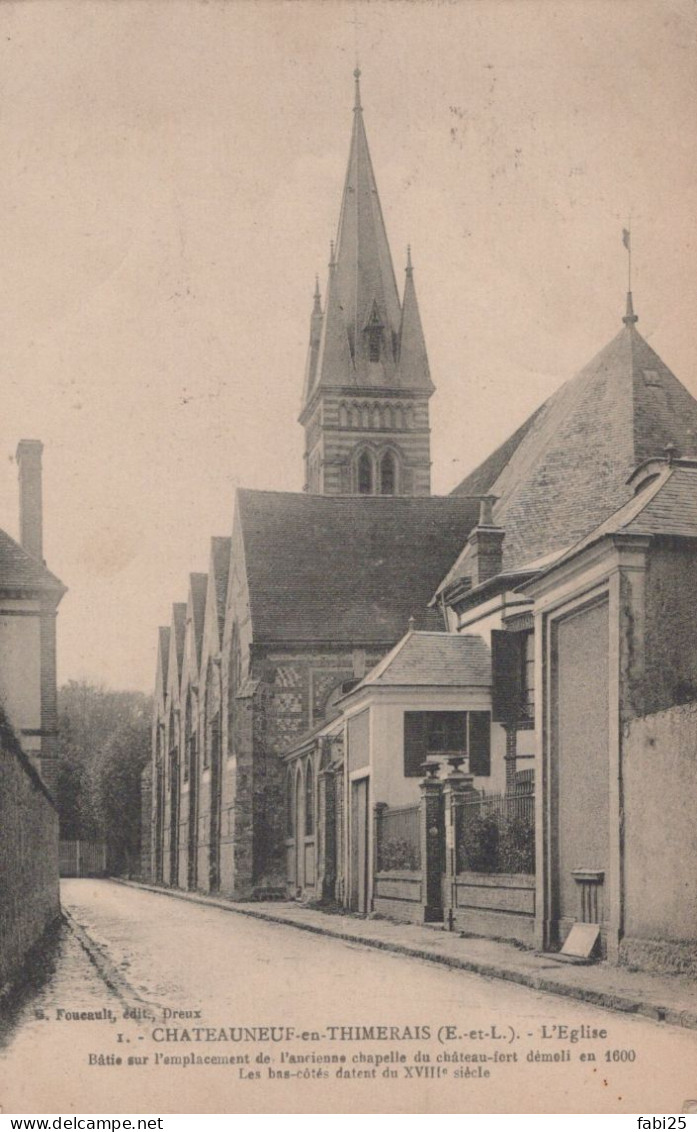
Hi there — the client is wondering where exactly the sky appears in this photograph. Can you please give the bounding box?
[0,0,695,692]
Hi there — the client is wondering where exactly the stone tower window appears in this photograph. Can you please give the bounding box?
[358,450,374,495]
[380,451,397,495]
[368,327,382,362]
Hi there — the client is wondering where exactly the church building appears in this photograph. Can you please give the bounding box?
[147,71,697,975]
[149,70,483,899]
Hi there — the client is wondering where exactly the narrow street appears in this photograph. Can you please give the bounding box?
[1,879,696,1114]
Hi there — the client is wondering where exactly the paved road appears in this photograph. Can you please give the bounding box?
[1,879,696,1114]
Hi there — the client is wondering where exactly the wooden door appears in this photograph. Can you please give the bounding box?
[350,777,369,913]
[553,599,610,942]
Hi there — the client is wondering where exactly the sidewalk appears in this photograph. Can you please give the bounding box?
[112,878,697,1032]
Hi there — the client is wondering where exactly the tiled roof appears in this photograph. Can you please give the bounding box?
[210,537,231,639]
[171,602,187,684]
[547,460,697,571]
[0,528,65,594]
[236,490,480,645]
[628,464,697,537]
[189,573,208,668]
[158,627,170,691]
[355,630,491,689]
[451,404,546,497]
[448,315,697,578]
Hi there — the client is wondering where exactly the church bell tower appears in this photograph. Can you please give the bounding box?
[299,70,434,496]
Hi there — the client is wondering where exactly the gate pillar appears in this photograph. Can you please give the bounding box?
[442,757,476,930]
[420,764,444,922]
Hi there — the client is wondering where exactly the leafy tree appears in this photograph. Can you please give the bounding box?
[97,717,151,877]
[55,681,152,873]
[55,755,100,840]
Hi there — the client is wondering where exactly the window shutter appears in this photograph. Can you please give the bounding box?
[469,711,491,777]
[446,712,467,751]
[404,712,427,777]
[491,630,524,722]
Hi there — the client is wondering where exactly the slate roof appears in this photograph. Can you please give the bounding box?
[449,307,697,579]
[302,73,431,413]
[189,573,208,669]
[0,528,65,594]
[352,630,491,690]
[236,489,480,646]
[157,626,170,691]
[170,602,187,685]
[210,537,231,639]
[543,458,697,574]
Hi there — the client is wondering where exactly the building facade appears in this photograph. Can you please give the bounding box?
[148,76,482,899]
[147,72,697,975]
[0,440,65,991]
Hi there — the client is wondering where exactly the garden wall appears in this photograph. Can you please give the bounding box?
[0,715,60,991]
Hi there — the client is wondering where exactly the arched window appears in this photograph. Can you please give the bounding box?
[380,451,397,495]
[358,450,373,495]
[231,623,241,690]
[394,405,403,430]
[183,695,191,782]
[168,707,177,769]
[367,327,381,362]
[286,769,295,837]
[383,405,392,430]
[305,761,314,835]
[295,767,303,846]
[372,405,381,429]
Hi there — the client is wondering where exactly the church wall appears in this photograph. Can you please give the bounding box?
[218,514,256,898]
[247,648,381,891]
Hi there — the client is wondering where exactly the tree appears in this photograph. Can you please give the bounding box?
[97,718,151,877]
[55,681,152,872]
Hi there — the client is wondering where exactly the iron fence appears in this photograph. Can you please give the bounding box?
[376,803,421,872]
[59,840,108,878]
[455,778,534,875]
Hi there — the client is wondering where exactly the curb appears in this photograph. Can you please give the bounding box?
[103,878,697,1032]
[61,907,152,1016]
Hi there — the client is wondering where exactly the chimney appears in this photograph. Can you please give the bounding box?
[468,495,504,586]
[16,439,44,561]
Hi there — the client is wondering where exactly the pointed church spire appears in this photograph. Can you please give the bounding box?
[623,290,638,326]
[307,69,403,399]
[300,73,435,496]
[399,246,432,390]
[301,277,325,406]
[354,66,362,112]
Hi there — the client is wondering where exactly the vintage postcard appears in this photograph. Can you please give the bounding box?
[1,0,697,1116]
